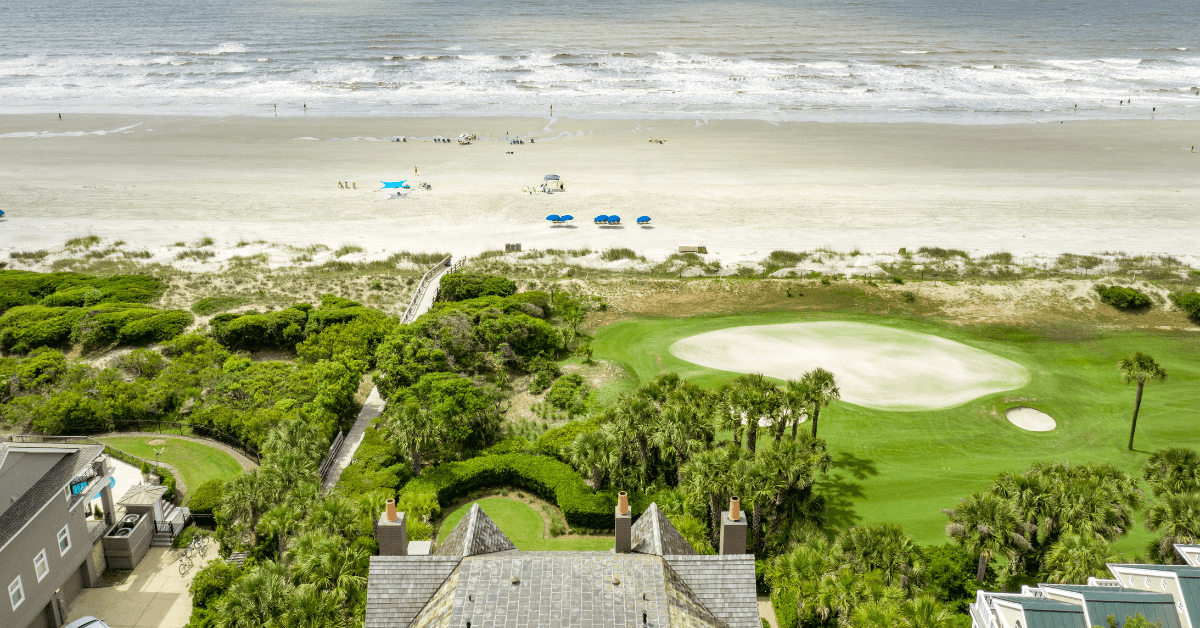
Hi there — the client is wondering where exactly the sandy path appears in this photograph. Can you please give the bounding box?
[2,115,1198,263]
[669,322,1029,411]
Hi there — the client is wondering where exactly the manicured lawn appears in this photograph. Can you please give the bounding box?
[98,436,243,504]
[593,310,1200,558]
[439,497,615,551]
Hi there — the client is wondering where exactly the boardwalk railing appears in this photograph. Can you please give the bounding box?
[431,257,467,303]
[401,255,452,324]
[318,430,346,482]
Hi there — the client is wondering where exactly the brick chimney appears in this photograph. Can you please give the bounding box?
[615,491,631,553]
[376,498,408,556]
[719,496,747,555]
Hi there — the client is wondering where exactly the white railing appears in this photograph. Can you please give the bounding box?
[401,255,452,324]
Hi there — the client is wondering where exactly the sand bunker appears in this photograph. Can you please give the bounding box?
[669,322,1029,411]
[1005,407,1056,432]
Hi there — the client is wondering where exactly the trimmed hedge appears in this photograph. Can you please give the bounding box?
[771,590,799,628]
[399,453,645,529]
[1173,291,1200,320]
[535,417,602,462]
[1095,285,1151,309]
[0,302,191,353]
[118,311,194,345]
[210,306,308,351]
[0,306,82,352]
[437,273,517,302]
[188,479,225,514]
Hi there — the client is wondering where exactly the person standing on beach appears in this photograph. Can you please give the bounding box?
[415,166,418,175]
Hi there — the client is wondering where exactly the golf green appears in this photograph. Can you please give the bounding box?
[593,310,1200,557]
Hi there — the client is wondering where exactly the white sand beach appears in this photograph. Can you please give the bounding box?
[1,114,1198,264]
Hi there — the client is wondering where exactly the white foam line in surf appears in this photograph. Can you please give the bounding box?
[0,122,142,139]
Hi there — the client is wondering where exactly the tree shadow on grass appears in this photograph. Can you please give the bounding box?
[821,452,879,530]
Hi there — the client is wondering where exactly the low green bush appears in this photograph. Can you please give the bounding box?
[399,452,643,529]
[1172,291,1200,320]
[210,306,308,351]
[772,590,799,628]
[0,305,84,353]
[1095,285,1151,310]
[188,479,225,514]
[535,417,602,461]
[483,436,534,456]
[437,273,517,302]
[546,374,590,416]
[189,561,241,609]
[333,427,412,496]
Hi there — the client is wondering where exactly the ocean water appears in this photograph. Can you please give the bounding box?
[1,0,1197,121]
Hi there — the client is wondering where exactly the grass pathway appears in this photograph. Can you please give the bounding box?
[439,497,615,551]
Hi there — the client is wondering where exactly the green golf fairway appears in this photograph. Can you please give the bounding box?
[593,310,1200,557]
[439,497,615,551]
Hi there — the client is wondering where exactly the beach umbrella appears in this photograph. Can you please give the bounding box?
[544,174,560,181]
[637,216,651,224]
[546,214,562,222]
[381,181,408,188]
[561,215,574,221]
[594,215,609,223]
[0,210,5,217]
[608,215,621,224]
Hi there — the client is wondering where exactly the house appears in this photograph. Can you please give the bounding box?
[365,494,761,628]
[971,546,1200,628]
[0,442,117,628]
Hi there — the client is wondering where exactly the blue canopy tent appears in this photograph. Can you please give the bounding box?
[637,216,651,224]
[594,215,609,224]
[381,181,410,189]
[608,215,621,225]
[546,214,562,223]
[544,174,560,181]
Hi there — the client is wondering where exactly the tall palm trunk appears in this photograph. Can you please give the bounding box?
[709,493,722,548]
[773,416,786,443]
[791,417,799,439]
[976,553,989,581]
[1128,381,1145,450]
[810,403,822,438]
[733,423,743,449]
[747,419,758,454]
[751,499,763,555]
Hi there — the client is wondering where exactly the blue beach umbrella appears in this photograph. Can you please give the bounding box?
[381,181,408,188]
[546,214,562,222]
[608,215,621,224]
[594,215,609,223]
[561,215,574,221]
[637,216,651,224]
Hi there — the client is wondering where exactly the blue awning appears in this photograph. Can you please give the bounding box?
[381,181,408,188]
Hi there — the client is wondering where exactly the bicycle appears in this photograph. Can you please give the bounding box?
[189,533,209,557]
[178,548,194,575]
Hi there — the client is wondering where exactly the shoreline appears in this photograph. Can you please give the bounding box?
[3,114,1198,262]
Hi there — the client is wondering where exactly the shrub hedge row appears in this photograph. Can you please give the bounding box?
[0,271,164,315]
[1095,285,1151,309]
[1173,291,1200,320]
[188,479,225,514]
[399,453,645,529]
[437,273,517,302]
[535,417,602,462]
[0,303,192,353]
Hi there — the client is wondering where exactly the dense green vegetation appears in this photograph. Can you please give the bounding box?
[1095,285,1151,310]
[436,272,517,302]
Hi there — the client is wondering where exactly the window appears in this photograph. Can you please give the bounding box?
[33,549,49,582]
[8,576,23,611]
[57,525,72,556]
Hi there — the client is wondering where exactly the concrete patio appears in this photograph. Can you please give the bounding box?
[66,545,214,628]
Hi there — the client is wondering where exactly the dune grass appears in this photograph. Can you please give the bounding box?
[439,497,615,551]
[97,436,243,502]
[592,310,1200,558]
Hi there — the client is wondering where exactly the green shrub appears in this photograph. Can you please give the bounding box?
[188,561,241,609]
[437,273,517,302]
[529,370,555,394]
[117,310,193,346]
[765,251,808,267]
[0,305,84,353]
[210,306,308,351]
[398,453,646,529]
[296,315,396,366]
[191,297,247,316]
[772,590,799,628]
[902,291,917,303]
[16,348,67,390]
[918,246,969,260]
[333,427,412,496]
[484,436,534,456]
[37,274,163,307]
[546,374,590,416]
[1095,285,1151,310]
[535,417,602,461]
[188,479,225,514]
[1172,292,1200,320]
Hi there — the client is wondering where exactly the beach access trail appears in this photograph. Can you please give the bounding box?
[320,265,452,493]
[2,115,1198,261]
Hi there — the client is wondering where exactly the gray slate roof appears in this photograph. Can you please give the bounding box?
[434,504,516,557]
[0,443,104,550]
[991,595,1088,628]
[665,555,760,628]
[632,503,696,557]
[1044,585,1182,628]
[366,556,463,628]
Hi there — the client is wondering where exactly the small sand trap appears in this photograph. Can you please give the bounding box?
[147,439,166,445]
[669,321,1029,411]
[1005,407,1056,432]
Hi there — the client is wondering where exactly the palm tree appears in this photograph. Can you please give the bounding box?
[570,430,618,488]
[838,523,922,589]
[714,383,745,449]
[784,379,811,440]
[384,403,438,475]
[899,595,958,628]
[757,435,833,541]
[1142,447,1200,497]
[262,418,327,468]
[215,561,294,628]
[943,491,1032,581]
[1118,352,1168,450]
[1044,533,1112,584]
[803,368,840,438]
[222,469,280,546]
[681,448,737,548]
[1146,491,1200,564]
